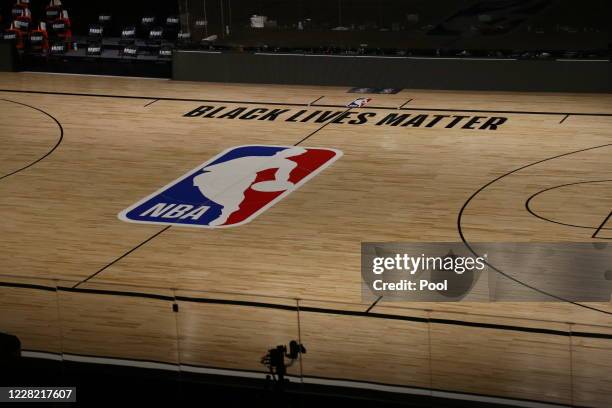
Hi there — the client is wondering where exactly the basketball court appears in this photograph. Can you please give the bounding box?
[1,71,611,407]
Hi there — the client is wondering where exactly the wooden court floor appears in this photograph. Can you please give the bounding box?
[0,72,611,406]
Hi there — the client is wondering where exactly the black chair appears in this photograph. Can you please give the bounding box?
[97,13,112,35]
[28,22,49,53]
[164,15,179,40]
[192,18,208,42]
[12,17,30,32]
[11,4,28,20]
[45,3,62,23]
[86,41,102,56]
[88,23,103,40]
[120,44,138,58]
[140,15,155,37]
[13,7,32,32]
[49,41,66,54]
[159,45,173,59]
[146,26,163,50]
[119,25,136,45]
[176,31,192,48]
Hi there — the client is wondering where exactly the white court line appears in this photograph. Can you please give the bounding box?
[22,350,570,408]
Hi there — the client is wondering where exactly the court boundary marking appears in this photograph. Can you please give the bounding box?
[592,211,612,239]
[458,143,612,316]
[2,88,612,117]
[0,99,64,181]
[18,350,576,408]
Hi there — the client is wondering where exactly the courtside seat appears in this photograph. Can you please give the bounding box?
[29,21,49,53]
[86,23,103,57]
[88,23,104,40]
[120,43,138,58]
[50,10,72,48]
[86,41,102,56]
[3,22,25,49]
[119,25,136,45]
[49,40,66,54]
[45,0,63,23]
[159,45,173,59]
[11,1,29,21]
[13,8,31,32]
[193,18,208,39]
[140,15,155,37]
[164,15,179,40]
[146,26,164,50]
[97,13,112,35]
[176,31,192,48]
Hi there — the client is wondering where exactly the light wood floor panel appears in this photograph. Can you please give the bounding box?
[175,301,299,374]
[572,326,612,407]
[0,286,61,354]
[299,311,431,388]
[58,290,179,363]
[430,321,573,405]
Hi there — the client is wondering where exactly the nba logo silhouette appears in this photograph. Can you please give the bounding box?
[118,145,342,228]
[347,97,371,108]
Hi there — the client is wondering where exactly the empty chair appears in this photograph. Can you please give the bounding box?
[193,18,208,39]
[119,25,136,45]
[11,0,30,20]
[88,23,103,40]
[120,44,138,58]
[3,22,25,49]
[29,21,49,53]
[12,7,31,32]
[176,31,192,48]
[97,13,112,35]
[45,0,63,23]
[140,15,155,37]
[158,45,173,59]
[50,10,72,48]
[164,15,179,40]
[49,40,66,54]
[146,26,164,50]
[86,42,102,56]
[87,24,103,57]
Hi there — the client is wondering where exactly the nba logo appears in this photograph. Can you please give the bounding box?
[347,98,371,108]
[119,145,342,228]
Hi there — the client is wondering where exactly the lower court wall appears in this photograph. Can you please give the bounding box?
[0,41,15,72]
[1,282,612,407]
[173,51,612,93]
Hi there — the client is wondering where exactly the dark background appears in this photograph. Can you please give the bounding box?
[1,1,608,51]
[0,0,179,35]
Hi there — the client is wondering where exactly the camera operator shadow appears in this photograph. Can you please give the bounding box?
[261,340,306,395]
